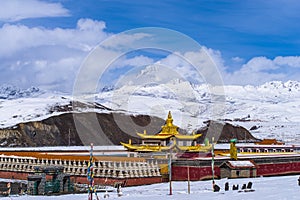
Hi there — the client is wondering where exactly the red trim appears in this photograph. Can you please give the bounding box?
[172,166,220,181]
[172,161,300,181]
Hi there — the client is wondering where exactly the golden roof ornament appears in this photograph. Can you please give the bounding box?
[161,111,178,135]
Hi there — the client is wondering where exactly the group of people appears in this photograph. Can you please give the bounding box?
[213,181,253,192]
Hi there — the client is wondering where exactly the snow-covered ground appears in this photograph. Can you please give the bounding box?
[2,175,300,200]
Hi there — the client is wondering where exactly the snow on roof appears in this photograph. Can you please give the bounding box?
[0,145,126,152]
[215,143,300,150]
[0,154,36,159]
[227,160,255,168]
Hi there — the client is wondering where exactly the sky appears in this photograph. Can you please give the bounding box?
[1,0,300,93]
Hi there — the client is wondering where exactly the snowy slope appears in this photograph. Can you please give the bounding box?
[220,81,300,143]
[0,87,109,129]
[98,80,300,143]
[1,81,300,143]
[0,95,69,128]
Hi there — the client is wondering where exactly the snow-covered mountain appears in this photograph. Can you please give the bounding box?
[1,80,300,143]
[0,85,42,99]
[97,80,300,143]
[0,86,109,129]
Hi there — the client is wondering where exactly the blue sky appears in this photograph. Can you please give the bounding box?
[26,0,300,60]
[0,0,300,92]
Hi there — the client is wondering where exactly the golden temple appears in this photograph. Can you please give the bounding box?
[121,111,212,153]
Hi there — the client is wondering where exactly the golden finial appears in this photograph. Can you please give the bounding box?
[168,111,172,119]
[166,111,173,126]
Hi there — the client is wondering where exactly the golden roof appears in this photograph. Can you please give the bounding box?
[137,111,201,140]
[120,142,211,153]
[136,132,201,140]
[120,111,207,152]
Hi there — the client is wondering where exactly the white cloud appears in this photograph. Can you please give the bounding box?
[0,18,163,93]
[240,57,278,72]
[111,55,155,69]
[231,56,244,63]
[123,55,154,67]
[274,56,300,68]
[0,18,108,57]
[158,47,226,85]
[0,18,110,92]
[1,14,300,93]
[183,47,225,79]
[226,70,285,85]
[128,50,300,87]
[0,0,69,22]
[34,57,82,90]
[224,56,300,85]
[108,47,225,87]
[102,32,152,50]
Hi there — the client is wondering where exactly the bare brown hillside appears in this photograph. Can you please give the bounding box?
[0,112,164,147]
[0,113,260,147]
[196,120,261,143]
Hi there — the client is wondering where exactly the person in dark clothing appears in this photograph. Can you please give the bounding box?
[247,182,253,189]
[213,181,220,192]
[225,182,229,191]
[232,184,239,190]
[242,184,246,190]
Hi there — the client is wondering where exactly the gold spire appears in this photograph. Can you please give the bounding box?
[166,111,173,126]
[161,111,178,135]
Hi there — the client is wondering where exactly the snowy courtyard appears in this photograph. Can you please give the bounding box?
[1,175,299,200]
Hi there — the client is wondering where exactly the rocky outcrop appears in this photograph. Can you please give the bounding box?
[196,120,261,143]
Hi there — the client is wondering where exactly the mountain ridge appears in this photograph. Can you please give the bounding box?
[1,80,300,143]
